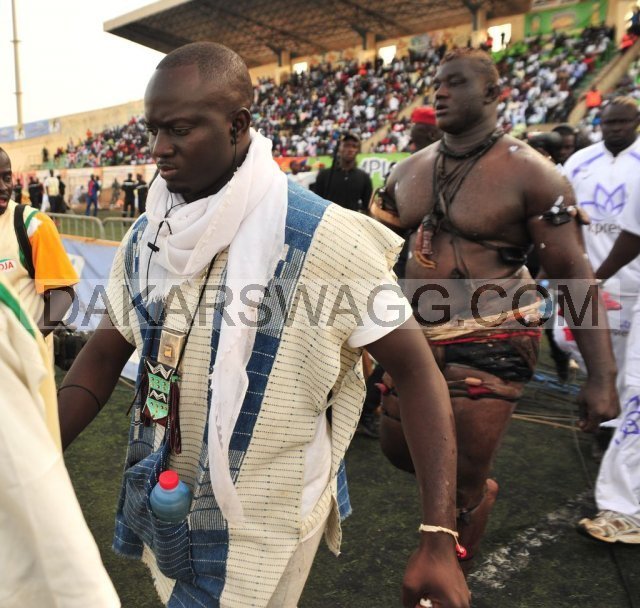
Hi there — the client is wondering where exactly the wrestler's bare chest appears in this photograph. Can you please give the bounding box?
[399,152,534,284]
[418,158,527,243]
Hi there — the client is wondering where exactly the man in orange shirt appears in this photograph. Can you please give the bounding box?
[0,148,78,337]
[585,85,603,109]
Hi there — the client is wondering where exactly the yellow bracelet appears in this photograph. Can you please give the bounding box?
[418,524,468,559]
[418,524,459,539]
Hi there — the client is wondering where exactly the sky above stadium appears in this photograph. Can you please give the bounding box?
[0,0,165,128]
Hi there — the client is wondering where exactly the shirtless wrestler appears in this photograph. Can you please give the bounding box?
[377,48,619,569]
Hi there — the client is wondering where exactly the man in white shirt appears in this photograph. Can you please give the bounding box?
[579,170,640,543]
[0,278,119,607]
[44,169,62,213]
[556,97,640,399]
[560,97,640,541]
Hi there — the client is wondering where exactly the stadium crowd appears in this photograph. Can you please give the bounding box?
[252,52,440,156]
[580,52,640,143]
[37,24,625,167]
[63,116,152,168]
[493,25,614,130]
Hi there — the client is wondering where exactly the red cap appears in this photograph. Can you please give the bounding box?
[159,470,179,490]
[411,106,437,126]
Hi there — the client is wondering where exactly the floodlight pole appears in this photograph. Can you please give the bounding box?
[11,0,24,134]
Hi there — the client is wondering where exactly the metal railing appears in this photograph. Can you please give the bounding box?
[48,213,105,239]
[103,217,135,242]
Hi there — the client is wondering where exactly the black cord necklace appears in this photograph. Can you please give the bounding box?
[144,194,188,298]
[433,129,504,215]
[414,129,504,269]
[438,128,504,160]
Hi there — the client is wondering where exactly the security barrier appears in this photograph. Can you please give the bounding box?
[103,217,135,242]
[48,212,105,239]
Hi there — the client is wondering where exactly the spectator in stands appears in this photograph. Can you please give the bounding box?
[135,174,148,215]
[41,147,49,164]
[0,277,120,608]
[551,124,577,165]
[619,30,638,54]
[44,169,62,213]
[85,174,100,217]
[409,106,441,152]
[121,173,136,218]
[586,85,603,110]
[0,147,78,339]
[631,7,640,37]
[481,32,493,52]
[27,176,43,210]
[311,132,372,212]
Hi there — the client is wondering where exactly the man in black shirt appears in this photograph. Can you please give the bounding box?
[12,179,22,203]
[58,175,67,211]
[311,132,372,212]
[121,173,137,218]
[135,174,148,215]
[28,177,43,210]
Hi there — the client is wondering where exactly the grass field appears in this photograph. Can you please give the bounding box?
[63,348,640,608]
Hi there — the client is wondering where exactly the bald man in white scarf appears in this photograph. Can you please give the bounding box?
[58,42,469,608]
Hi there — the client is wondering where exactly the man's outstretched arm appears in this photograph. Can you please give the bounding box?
[58,314,134,449]
[367,317,470,608]
[525,168,617,431]
[596,230,640,281]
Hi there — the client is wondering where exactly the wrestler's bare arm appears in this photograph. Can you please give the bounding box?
[58,314,135,449]
[367,317,469,608]
[387,147,437,229]
[522,159,618,429]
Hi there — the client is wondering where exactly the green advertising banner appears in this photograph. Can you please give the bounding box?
[525,1,608,36]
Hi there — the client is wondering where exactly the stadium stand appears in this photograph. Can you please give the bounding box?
[578,52,640,144]
[252,52,438,156]
[63,116,151,168]
[494,26,615,130]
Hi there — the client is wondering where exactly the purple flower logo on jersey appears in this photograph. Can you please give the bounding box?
[615,395,640,445]
[581,184,626,221]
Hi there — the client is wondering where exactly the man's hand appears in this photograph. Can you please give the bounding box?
[367,318,469,607]
[577,375,619,433]
[402,535,470,608]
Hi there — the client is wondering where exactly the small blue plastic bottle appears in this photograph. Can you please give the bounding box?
[150,470,192,523]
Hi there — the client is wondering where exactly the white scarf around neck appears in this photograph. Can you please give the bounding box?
[140,129,288,525]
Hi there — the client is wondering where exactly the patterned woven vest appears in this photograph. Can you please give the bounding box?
[112,183,356,607]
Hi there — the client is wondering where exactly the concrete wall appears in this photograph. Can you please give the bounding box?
[3,99,144,171]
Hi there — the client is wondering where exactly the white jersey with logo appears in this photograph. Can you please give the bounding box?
[564,138,640,296]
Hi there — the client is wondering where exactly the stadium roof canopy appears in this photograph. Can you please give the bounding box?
[105,0,532,67]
